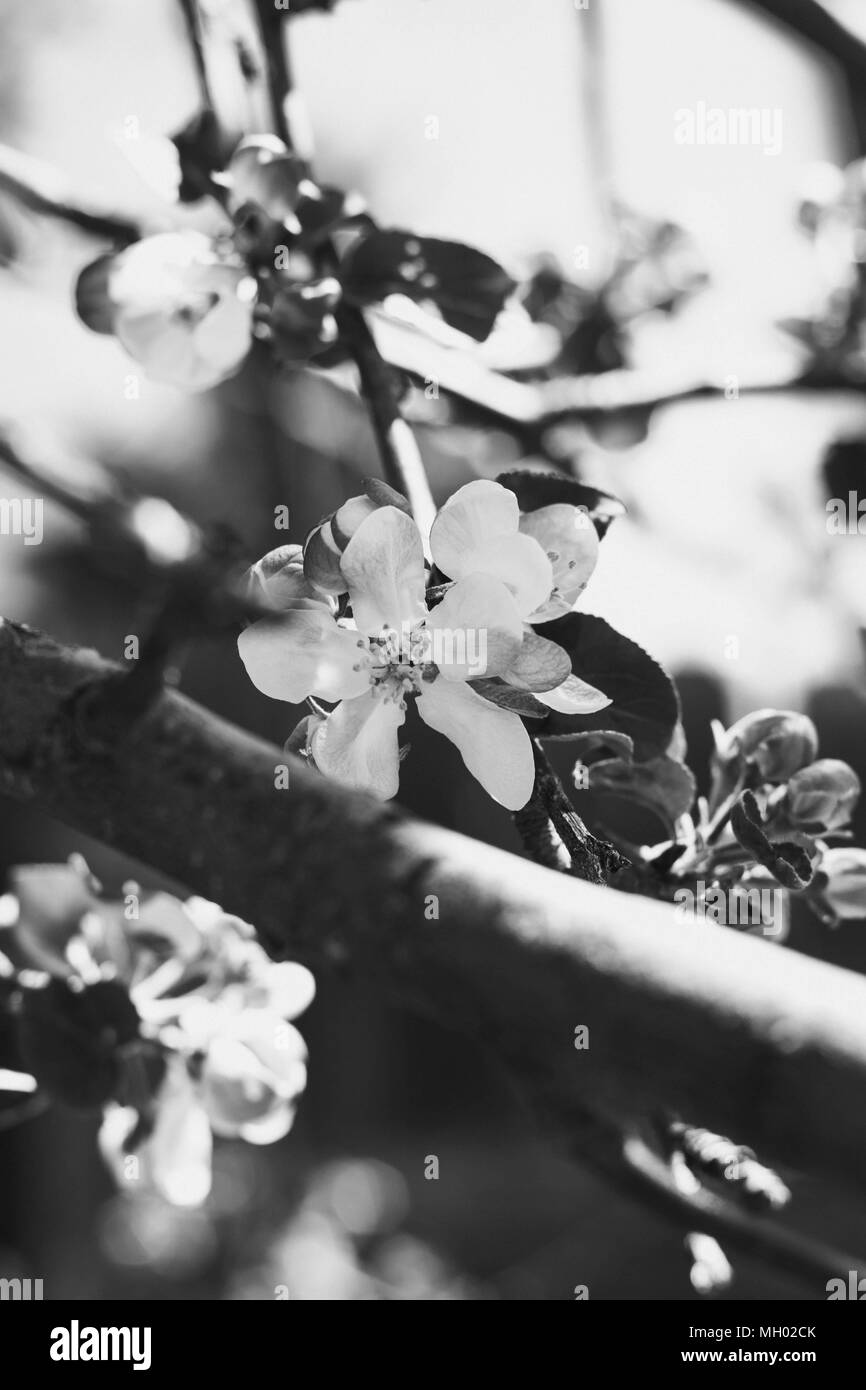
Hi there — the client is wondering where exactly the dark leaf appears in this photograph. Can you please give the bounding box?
[171,108,234,203]
[578,753,696,835]
[561,730,636,764]
[295,184,352,247]
[533,613,679,758]
[17,978,140,1110]
[341,229,516,341]
[730,790,813,890]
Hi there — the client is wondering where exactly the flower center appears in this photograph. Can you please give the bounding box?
[355,625,438,706]
[172,291,220,329]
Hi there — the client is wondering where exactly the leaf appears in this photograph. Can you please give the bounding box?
[17,979,140,1110]
[730,790,813,890]
[578,754,696,835]
[468,678,549,718]
[497,469,626,539]
[561,730,636,764]
[532,613,680,758]
[171,108,233,203]
[341,229,516,340]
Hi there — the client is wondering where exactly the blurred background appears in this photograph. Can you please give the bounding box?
[1,0,866,1299]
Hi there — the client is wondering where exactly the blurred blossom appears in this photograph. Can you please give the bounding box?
[811,847,866,925]
[76,231,255,391]
[780,758,861,832]
[99,1192,217,1279]
[228,1158,483,1300]
[2,858,315,1206]
[711,709,818,790]
[306,1158,409,1236]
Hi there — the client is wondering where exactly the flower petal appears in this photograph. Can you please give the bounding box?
[520,504,599,621]
[503,630,572,692]
[430,479,520,578]
[100,1059,213,1207]
[425,574,523,680]
[259,961,316,1020]
[537,674,611,714]
[340,506,427,635]
[10,864,97,976]
[311,691,405,799]
[430,481,553,617]
[247,544,335,611]
[239,1103,298,1145]
[460,534,553,619]
[238,610,369,703]
[146,1062,213,1207]
[417,678,534,809]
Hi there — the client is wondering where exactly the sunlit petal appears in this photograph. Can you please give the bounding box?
[521,504,599,620]
[238,610,369,703]
[311,691,405,799]
[426,574,523,680]
[417,678,534,809]
[429,479,519,579]
[341,506,427,635]
[537,674,611,714]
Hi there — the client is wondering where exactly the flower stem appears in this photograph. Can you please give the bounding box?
[252,0,293,146]
[520,739,623,885]
[249,9,437,544]
[335,303,437,545]
[178,0,215,113]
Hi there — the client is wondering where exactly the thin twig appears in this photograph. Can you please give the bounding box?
[0,142,139,243]
[178,0,215,112]
[529,738,623,884]
[252,12,438,542]
[336,303,437,542]
[253,0,293,146]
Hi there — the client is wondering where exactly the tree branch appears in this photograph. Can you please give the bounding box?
[3,619,866,1228]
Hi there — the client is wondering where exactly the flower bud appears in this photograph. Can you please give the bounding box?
[268,278,340,365]
[74,254,117,334]
[816,847,866,922]
[200,1011,307,1142]
[303,495,379,594]
[782,758,861,831]
[223,136,310,229]
[715,709,818,783]
[246,544,333,610]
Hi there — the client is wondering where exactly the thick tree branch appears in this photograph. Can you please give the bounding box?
[3,619,866,1230]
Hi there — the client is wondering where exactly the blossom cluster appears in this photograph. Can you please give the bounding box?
[75,135,514,390]
[239,477,610,809]
[0,858,313,1206]
[709,709,866,926]
[609,708,866,928]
